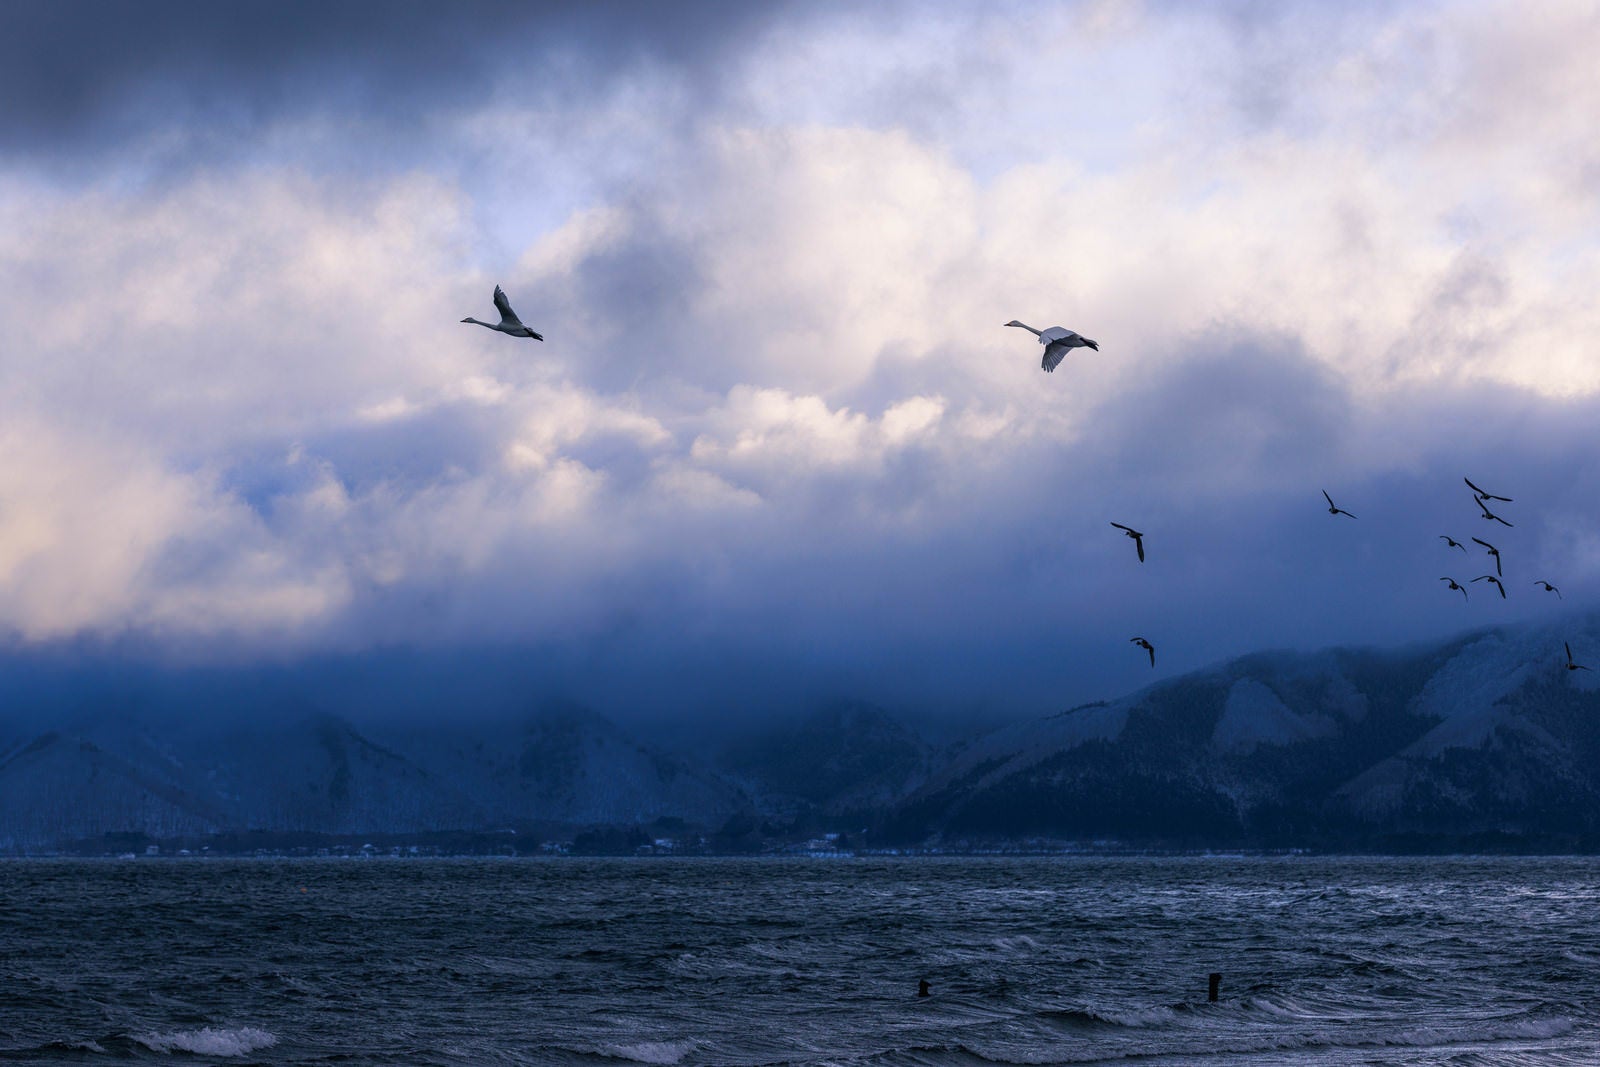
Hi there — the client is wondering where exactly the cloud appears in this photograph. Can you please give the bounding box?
[0,416,349,640]
[0,1,795,160]
[1,0,1599,722]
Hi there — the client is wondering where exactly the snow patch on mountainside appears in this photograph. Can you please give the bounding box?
[1414,632,1537,723]
[922,700,1130,796]
[1212,678,1337,753]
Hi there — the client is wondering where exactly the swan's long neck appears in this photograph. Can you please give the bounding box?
[1010,322,1041,337]
[462,317,494,329]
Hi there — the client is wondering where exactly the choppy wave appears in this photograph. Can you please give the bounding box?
[132,1027,278,1057]
[595,1038,699,1064]
[1038,1004,1181,1029]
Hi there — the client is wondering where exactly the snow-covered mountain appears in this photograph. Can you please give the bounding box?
[882,617,1600,849]
[0,704,749,851]
[371,703,750,828]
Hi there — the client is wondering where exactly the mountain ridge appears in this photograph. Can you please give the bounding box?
[3,618,1598,853]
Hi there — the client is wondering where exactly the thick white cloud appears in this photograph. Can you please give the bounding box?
[0,417,347,639]
[1,0,1597,714]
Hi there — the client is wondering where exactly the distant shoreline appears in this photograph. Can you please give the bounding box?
[9,845,1600,860]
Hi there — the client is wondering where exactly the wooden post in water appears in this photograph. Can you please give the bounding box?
[1208,973,1221,1002]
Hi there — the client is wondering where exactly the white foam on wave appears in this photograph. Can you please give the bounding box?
[1500,1018,1578,1041]
[54,1039,106,1054]
[134,1027,279,1057]
[991,935,1040,952]
[598,1038,698,1064]
[1388,1016,1575,1046]
[1091,1004,1179,1028]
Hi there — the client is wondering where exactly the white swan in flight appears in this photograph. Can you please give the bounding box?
[462,286,543,340]
[1005,321,1098,372]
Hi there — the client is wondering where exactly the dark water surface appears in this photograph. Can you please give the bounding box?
[2,856,1597,1064]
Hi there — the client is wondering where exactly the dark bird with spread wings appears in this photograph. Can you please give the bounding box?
[1474,495,1514,527]
[1464,477,1512,503]
[1440,535,1467,552]
[1472,537,1502,577]
[1534,580,1562,599]
[1566,642,1591,672]
[1130,637,1155,668]
[1472,574,1506,599]
[461,285,544,340]
[1440,577,1468,601]
[1005,321,1098,373]
[1322,490,1356,518]
[1110,522,1145,562]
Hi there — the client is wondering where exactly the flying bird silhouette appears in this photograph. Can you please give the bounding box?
[1440,535,1467,552]
[1130,637,1155,668]
[1004,321,1098,373]
[1534,580,1562,599]
[1474,495,1514,527]
[461,285,544,340]
[1565,642,1591,672]
[1110,522,1145,563]
[1439,577,1468,601]
[1464,477,1512,503]
[1472,574,1506,599]
[1471,537,1502,577]
[1322,490,1356,518]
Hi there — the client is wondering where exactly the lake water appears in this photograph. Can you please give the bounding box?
[2,856,1597,1064]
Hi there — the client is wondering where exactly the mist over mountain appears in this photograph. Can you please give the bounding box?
[3,617,1598,854]
[713,701,936,817]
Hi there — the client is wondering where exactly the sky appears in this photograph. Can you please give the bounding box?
[3,0,1599,726]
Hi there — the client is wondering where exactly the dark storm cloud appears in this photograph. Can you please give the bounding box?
[0,0,793,157]
[1085,334,1349,495]
[549,216,711,395]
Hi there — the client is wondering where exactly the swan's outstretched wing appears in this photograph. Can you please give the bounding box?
[493,285,524,328]
[1042,340,1071,372]
[1037,326,1097,371]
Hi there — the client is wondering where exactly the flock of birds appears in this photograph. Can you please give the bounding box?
[461,288,1585,676]
[1426,477,1588,672]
